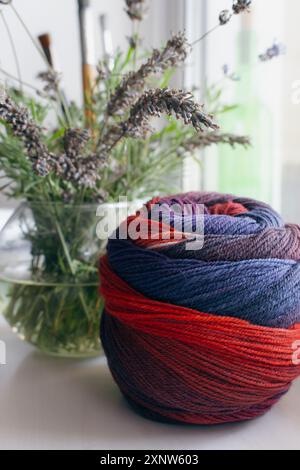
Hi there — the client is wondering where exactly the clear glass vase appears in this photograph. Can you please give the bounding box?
[0,200,139,358]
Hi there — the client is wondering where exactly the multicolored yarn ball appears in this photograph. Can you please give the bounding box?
[100,192,300,425]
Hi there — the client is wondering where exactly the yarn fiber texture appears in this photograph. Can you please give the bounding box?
[100,192,300,425]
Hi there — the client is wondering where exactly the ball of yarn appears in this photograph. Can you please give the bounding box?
[100,192,300,425]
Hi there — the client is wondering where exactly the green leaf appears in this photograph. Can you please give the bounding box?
[159,68,175,88]
[218,104,239,114]
[47,128,65,144]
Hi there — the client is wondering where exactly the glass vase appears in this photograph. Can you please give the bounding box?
[0,200,139,358]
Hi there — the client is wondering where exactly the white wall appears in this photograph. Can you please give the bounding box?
[0,0,126,103]
[203,0,284,210]
[0,0,182,104]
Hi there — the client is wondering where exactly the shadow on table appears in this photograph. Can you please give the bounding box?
[1,350,280,449]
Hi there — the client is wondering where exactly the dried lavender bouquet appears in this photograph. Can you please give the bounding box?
[0,0,251,356]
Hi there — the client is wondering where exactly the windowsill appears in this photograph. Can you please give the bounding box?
[0,321,299,450]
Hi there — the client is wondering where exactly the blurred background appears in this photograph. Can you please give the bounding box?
[0,0,298,221]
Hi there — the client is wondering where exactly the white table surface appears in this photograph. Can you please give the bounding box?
[0,210,300,450]
[1,317,300,450]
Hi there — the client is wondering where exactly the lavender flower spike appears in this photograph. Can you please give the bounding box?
[232,0,252,15]
[259,41,286,62]
[121,88,219,139]
[219,10,232,26]
[125,0,146,21]
[0,87,54,176]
